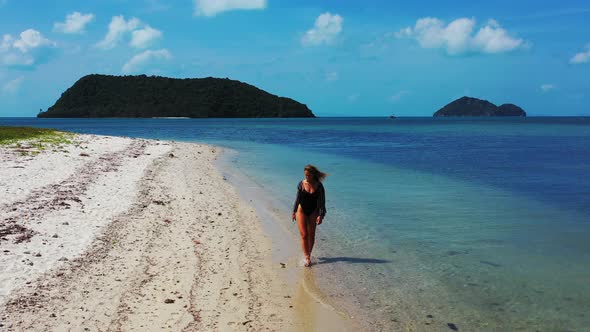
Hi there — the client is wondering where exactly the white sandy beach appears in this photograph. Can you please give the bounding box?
[0,133,355,331]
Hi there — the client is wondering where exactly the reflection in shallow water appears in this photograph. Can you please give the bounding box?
[315,256,391,265]
[293,268,355,332]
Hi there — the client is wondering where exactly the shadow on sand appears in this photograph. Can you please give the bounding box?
[315,256,390,265]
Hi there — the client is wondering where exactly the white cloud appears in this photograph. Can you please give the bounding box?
[570,51,590,64]
[1,53,34,66]
[0,34,13,52]
[54,12,95,34]
[396,17,525,55]
[122,49,171,73]
[12,29,55,53]
[193,0,266,17]
[1,30,55,67]
[1,76,24,94]
[541,84,555,92]
[325,71,338,81]
[570,44,590,64]
[96,15,141,49]
[472,19,525,53]
[130,25,162,49]
[301,12,343,46]
[389,90,410,103]
[394,27,412,38]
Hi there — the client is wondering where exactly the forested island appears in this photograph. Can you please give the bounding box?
[37,74,315,118]
[434,96,526,117]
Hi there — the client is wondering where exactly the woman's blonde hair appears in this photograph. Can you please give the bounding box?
[304,164,328,182]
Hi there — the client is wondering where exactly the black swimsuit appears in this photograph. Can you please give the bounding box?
[293,180,327,217]
[299,188,319,216]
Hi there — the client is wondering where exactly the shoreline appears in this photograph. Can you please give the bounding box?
[0,133,357,330]
[214,148,359,330]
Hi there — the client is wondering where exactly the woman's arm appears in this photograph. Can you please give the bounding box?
[318,182,326,218]
[292,181,302,214]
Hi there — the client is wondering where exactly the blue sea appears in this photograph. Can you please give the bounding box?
[2,117,590,331]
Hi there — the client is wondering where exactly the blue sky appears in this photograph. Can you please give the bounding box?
[0,0,589,117]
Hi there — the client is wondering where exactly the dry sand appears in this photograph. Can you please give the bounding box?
[0,134,356,331]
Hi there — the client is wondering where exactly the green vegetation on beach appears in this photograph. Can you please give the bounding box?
[0,126,75,154]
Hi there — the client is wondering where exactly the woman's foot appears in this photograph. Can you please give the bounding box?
[304,255,311,267]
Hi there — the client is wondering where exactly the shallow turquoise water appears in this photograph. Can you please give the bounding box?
[2,117,589,330]
[215,141,590,331]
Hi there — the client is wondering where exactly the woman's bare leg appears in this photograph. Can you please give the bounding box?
[296,209,310,263]
[306,210,319,259]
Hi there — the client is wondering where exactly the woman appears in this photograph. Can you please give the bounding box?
[292,164,328,267]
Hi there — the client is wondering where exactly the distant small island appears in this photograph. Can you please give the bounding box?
[37,74,315,118]
[434,96,526,117]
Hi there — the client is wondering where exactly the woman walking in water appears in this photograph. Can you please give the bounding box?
[292,164,328,267]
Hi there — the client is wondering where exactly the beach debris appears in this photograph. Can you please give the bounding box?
[193,240,201,245]
[164,299,175,304]
[217,212,222,216]
[427,314,433,318]
[0,223,30,242]
[52,234,59,238]
[280,263,286,268]
[164,219,172,224]
[153,200,166,205]
[169,153,175,158]
[79,153,90,157]
[14,230,35,244]
[33,252,42,257]
[447,323,458,330]
[242,320,252,326]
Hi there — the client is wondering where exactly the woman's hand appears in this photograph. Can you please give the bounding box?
[316,216,323,225]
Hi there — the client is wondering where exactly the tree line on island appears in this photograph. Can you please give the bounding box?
[38,74,315,118]
[433,96,526,117]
